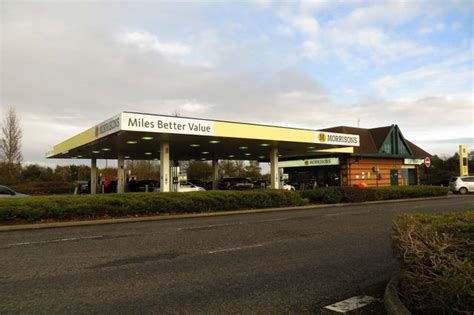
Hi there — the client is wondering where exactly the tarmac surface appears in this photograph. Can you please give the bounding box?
[1,195,473,314]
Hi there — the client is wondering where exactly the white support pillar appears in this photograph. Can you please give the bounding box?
[117,153,125,193]
[160,142,170,192]
[91,158,97,194]
[270,148,280,189]
[212,158,219,190]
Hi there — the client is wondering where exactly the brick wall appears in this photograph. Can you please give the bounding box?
[340,157,409,187]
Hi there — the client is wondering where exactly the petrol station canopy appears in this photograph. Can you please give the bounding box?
[47,111,361,161]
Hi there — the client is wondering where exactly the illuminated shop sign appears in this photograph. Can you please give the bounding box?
[122,112,215,136]
[279,157,340,168]
[403,158,424,165]
[314,132,359,146]
[95,114,121,138]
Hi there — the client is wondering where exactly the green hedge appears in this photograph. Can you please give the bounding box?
[299,186,449,204]
[392,211,474,314]
[0,190,305,223]
[9,181,75,195]
[0,186,449,224]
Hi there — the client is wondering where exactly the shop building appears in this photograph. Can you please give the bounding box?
[280,124,430,188]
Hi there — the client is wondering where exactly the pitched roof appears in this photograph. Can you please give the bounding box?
[321,125,430,157]
[405,139,431,157]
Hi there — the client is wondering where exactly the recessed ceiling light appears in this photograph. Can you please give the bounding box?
[102,148,110,151]
[228,154,235,158]
[201,151,209,154]
[200,158,206,161]
[244,153,252,156]
[189,144,200,147]
[142,136,154,140]
[92,150,100,154]
[209,140,220,144]
[307,146,316,149]
[127,140,138,144]
[258,156,265,159]
[260,143,270,147]
[77,155,83,158]
[239,146,248,150]
[153,158,159,161]
[124,156,130,159]
[145,152,152,155]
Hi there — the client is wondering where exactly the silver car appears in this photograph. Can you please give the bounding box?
[0,185,29,198]
[449,176,474,194]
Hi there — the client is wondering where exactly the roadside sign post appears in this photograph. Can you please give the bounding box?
[423,157,431,168]
[459,145,469,176]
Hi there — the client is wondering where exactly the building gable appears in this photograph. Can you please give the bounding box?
[377,125,413,156]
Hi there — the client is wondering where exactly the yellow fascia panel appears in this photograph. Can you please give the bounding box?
[214,121,314,143]
[315,147,354,153]
[53,127,95,155]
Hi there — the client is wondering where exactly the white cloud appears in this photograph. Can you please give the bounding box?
[276,1,435,66]
[418,23,445,35]
[118,31,191,57]
[371,52,473,97]
[0,1,471,164]
[248,0,272,9]
[275,24,294,37]
[302,40,321,56]
[290,15,320,35]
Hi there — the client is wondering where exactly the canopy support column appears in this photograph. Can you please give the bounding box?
[160,142,170,192]
[270,148,280,189]
[117,153,125,193]
[91,158,97,194]
[212,159,219,190]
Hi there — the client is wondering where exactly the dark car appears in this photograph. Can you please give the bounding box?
[135,180,159,192]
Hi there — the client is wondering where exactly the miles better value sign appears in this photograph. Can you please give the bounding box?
[121,112,215,136]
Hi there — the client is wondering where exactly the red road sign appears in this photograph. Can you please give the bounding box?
[424,156,431,168]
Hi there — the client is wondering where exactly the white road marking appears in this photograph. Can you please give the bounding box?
[324,210,371,217]
[257,217,291,223]
[7,235,104,247]
[178,222,242,231]
[323,295,381,313]
[208,244,264,254]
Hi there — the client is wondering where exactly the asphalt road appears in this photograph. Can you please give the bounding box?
[1,195,473,314]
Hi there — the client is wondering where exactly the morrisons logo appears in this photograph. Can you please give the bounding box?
[98,117,120,136]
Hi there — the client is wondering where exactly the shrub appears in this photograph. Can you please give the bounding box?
[298,188,342,204]
[9,181,75,195]
[0,190,306,224]
[392,211,474,314]
[298,186,448,204]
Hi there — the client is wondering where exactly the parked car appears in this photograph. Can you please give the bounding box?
[449,176,474,194]
[179,182,205,192]
[135,180,159,192]
[282,184,296,191]
[219,177,254,190]
[0,185,29,198]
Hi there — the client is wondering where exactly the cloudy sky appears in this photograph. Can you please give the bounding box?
[1,0,473,165]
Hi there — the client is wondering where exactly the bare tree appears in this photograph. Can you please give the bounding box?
[1,107,23,164]
[171,109,181,117]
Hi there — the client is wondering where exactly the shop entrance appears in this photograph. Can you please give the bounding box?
[284,166,341,190]
[390,169,399,186]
